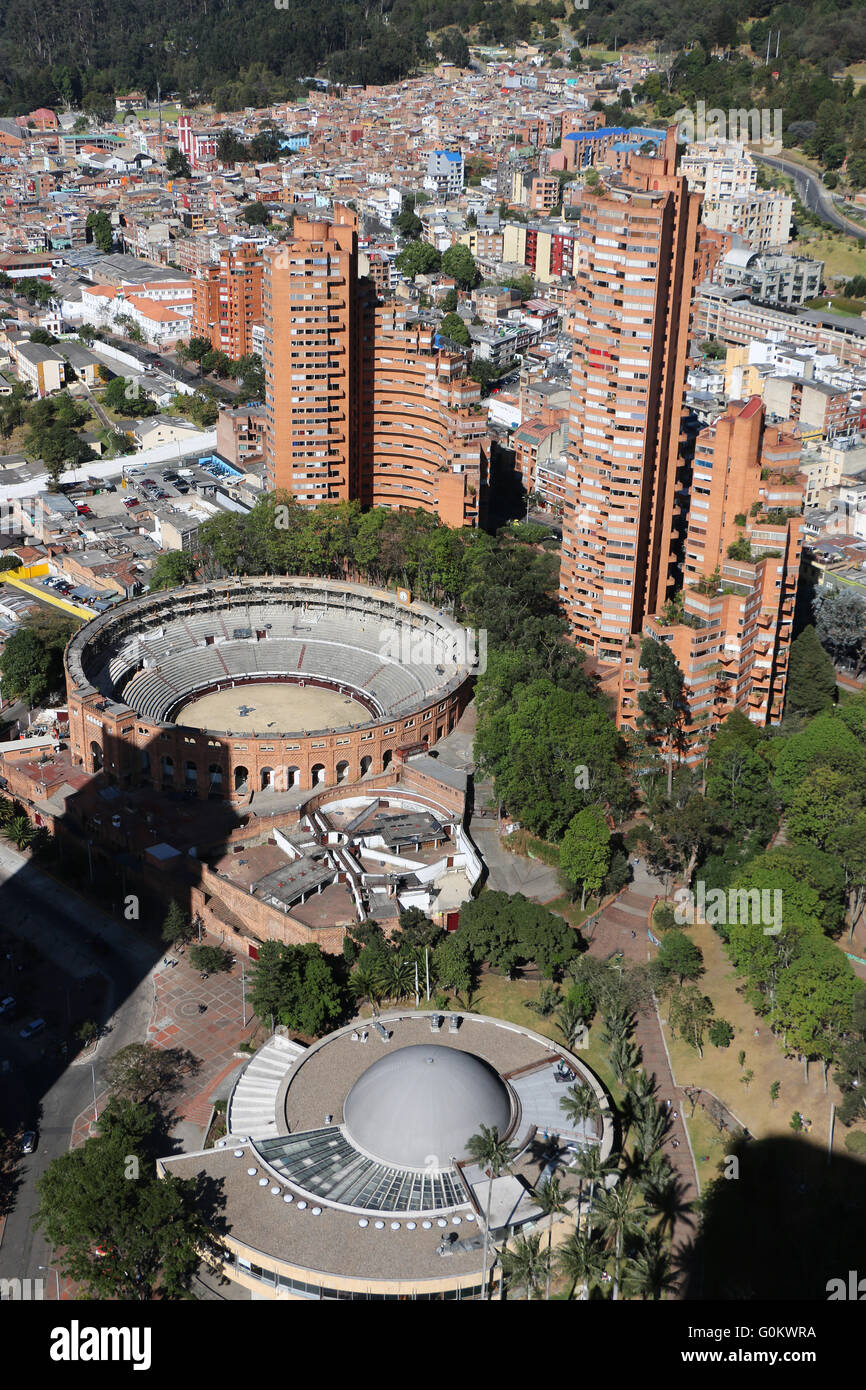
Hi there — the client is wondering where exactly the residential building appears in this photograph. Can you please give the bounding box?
[424,149,464,199]
[701,190,793,252]
[559,129,703,663]
[617,398,804,752]
[263,209,486,525]
[191,244,263,358]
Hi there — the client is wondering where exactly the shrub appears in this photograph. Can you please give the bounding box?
[708,1018,735,1049]
[844,1130,866,1156]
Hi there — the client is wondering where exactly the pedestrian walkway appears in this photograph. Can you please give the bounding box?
[70,943,259,1149]
[587,864,699,1272]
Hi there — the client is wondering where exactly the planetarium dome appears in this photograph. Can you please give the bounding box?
[342,1044,513,1171]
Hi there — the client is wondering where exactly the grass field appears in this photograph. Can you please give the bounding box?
[659,917,851,1154]
[790,232,866,282]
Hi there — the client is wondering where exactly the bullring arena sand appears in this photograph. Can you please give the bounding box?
[176,682,371,734]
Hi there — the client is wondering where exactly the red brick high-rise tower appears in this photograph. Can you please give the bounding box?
[559,128,703,665]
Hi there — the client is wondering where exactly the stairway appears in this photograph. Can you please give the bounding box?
[226,1034,306,1141]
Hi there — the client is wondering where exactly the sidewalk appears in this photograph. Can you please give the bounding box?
[587,866,699,1269]
[70,945,258,1151]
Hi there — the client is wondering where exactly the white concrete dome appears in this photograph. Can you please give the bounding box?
[342,1044,512,1171]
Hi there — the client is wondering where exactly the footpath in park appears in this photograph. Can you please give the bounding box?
[586,862,699,1271]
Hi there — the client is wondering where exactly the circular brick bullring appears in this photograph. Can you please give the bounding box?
[64,576,475,803]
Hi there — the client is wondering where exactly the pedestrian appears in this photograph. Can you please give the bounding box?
[672,1139,679,1149]
[672,1110,678,1120]
[631,930,636,939]
[666,1098,671,1110]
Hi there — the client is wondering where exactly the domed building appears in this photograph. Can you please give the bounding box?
[159,1011,615,1300]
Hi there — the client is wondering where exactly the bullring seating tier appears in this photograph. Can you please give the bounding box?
[67,576,473,737]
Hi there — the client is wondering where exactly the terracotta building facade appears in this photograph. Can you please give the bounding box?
[263,208,487,525]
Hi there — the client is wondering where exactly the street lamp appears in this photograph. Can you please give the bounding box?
[39,1264,61,1300]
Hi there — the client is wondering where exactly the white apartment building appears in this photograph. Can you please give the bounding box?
[680,140,757,199]
[702,190,794,251]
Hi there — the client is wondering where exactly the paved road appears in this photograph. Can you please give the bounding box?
[0,845,157,1292]
[755,153,866,240]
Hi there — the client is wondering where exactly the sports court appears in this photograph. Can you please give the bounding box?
[176,681,371,734]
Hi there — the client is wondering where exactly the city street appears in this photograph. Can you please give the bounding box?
[0,844,157,1291]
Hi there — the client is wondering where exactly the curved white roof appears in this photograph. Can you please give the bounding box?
[343,1044,511,1170]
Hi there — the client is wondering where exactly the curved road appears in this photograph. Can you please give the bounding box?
[755,152,866,241]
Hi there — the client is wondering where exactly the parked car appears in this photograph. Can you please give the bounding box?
[0,996,15,1016]
[75,504,92,517]
[20,1131,36,1155]
[19,1019,45,1039]
[123,498,140,509]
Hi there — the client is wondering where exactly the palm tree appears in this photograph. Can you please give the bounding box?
[500,1231,549,1300]
[559,1081,596,1130]
[595,1178,648,1301]
[630,1101,669,1162]
[380,954,415,1003]
[465,1124,517,1301]
[557,999,588,1050]
[571,1144,614,1240]
[609,1035,642,1085]
[601,1004,635,1049]
[623,1228,678,1301]
[531,1175,569,1300]
[639,1161,693,1241]
[556,1226,608,1300]
[349,965,382,1016]
[3,815,34,850]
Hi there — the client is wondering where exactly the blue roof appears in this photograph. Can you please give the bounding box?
[435,150,462,161]
[564,126,665,143]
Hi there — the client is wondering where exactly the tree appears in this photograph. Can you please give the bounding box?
[248,940,344,1036]
[0,613,76,706]
[186,336,214,371]
[595,1179,647,1301]
[500,1231,549,1299]
[393,196,423,240]
[35,1097,223,1299]
[531,1175,568,1300]
[786,766,862,852]
[86,210,114,254]
[395,241,441,279]
[216,130,248,165]
[668,987,714,1057]
[440,243,478,290]
[653,932,704,989]
[161,900,194,947]
[624,1229,677,1301]
[708,1018,734,1048]
[786,625,837,717]
[465,1125,516,1300]
[241,201,270,226]
[769,1080,780,1106]
[149,550,198,592]
[105,1043,198,1103]
[165,147,191,179]
[189,945,232,975]
[559,806,611,908]
[440,312,470,346]
[637,638,687,796]
[814,586,866,675]
[431,933,474,998]
[2,813,35,850]
[556,1227,607,1300]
